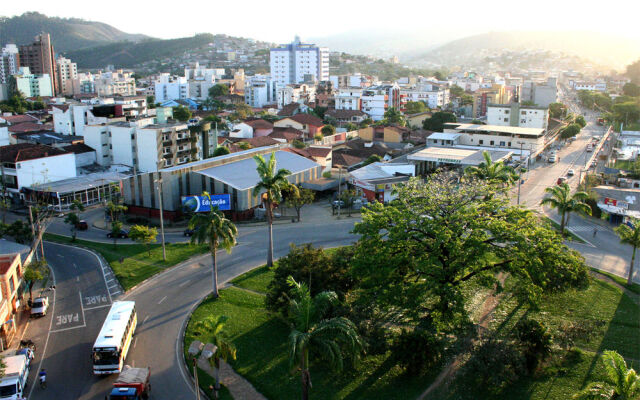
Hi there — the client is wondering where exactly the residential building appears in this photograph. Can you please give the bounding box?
[51,102,127,137]
[276,84,316,109]
[0,44,20,84]
[14,67,53,97]
[324,109,368,126]
[471,84,513,118]
[94,70,136,97]
[270,36,329,85]
[571,81,607,92]
[335,88,362,111]
[487,103,548,130]
[361,85,400,121]
[274,114,324,138]
[359,125,410,143]
[400,85,450,109]
[443,123,546,157]
[56,56,78,96]
[349,162,414,203]
[183,63,220,100]
[18,33,58,94]
[0,252,23,347]
[244,75,278,108]
[0,143,77,200]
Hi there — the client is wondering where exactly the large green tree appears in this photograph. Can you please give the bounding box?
[129,225,158,256]
[351,174,589,332]
[622,82,640,97]
[172,105,192,122]
[23,259,47,301]
[549,102,568,119]
[253,153,295,267]
[404,101,426,114]
[283,186,315,222]
[573,350,640,399]
[423,111,457,132]
[287,276,362,400]
[626,59,640,84]
[208,84,229,98]
[540,183,591,234]
[189,197,238,298]
[383,107,406,126]
[63,200,85,242]
[614,219,640,285]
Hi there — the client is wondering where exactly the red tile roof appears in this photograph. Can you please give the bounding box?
[62,143,95,154]
[0,255,18,275]
[1,114,39,124]
[8,122,51,133]
[307,146,332,158]
[0,143,68,163]
[269,128,303,142]
[277,103,300,117]
[288,114,324,127]
[244,119,274,130]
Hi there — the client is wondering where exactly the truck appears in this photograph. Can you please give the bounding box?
[0,355,30,399]
[107,366,151,400]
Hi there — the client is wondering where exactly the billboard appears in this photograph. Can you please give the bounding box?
[182,194,231,212]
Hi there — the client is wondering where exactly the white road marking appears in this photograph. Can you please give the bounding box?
[143,315,149,324]
[83,304,112,311]
[157,295,167,304]
[133,338,137,348]
[106,278,115,283]
[178,279,191,287]
[49,324,86,333]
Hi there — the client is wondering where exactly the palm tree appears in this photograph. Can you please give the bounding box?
[253,153,296,267]
[194,315,236,397]
[464,150,518,185]
[287,276,362,400]
[614,218,640,285]
[540,183,591,235]
[189,193,238,298]
[573,350,640,399]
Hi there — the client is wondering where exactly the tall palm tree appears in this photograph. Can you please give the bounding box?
[189,194,238,298]
[194,315,237,397]
[573,350,640,399]
[614,218,640,285]
[287,276,362,400]
[464,150,518,185]
[540,183,591,235]
[253,153,296,267]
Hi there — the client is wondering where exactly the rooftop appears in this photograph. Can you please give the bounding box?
[195,150,320,190]
[449,124,545,137]
[27,171,129,194]
[0,143,68,163]
[407,146,512,166]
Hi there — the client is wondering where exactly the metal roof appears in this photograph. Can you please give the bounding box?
[27,171,129,194]
[452,124,544,137]
[93,301,136,350]
[195,150,320,191]
[427,132,461,141]
[408,147,512,166]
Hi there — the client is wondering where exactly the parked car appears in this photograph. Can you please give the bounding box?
[567,169,575,176]
[30,296,49,317]
[107,229,129,239]
[183,228,195,237]
[332,200,345,209]
[76,220,88,231]
[557,177,568,185]
[548,155,557,163]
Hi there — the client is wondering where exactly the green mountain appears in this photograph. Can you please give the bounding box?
[0,12,149,52]
[64,34,216,69]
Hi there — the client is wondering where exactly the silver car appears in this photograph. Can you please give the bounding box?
[30,296,49,317]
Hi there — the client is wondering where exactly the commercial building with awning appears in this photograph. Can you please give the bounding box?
[407,146,512,174]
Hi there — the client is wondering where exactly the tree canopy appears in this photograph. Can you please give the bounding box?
[208,83,229,98]
[383,107,406,126]
[622,82,640,97]
[351,174,589,332]
[423,111,457,132]
[549,102,568,119]
[561,123,582,139]
[172,105,192,121]
[404,101,426,114]
[626,58,640,84]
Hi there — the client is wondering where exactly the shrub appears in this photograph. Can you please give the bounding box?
[464,338,526,392]
[265,244,356,315]
[555,319,604,350]
[391,328,443,375]
[513,318,553,373]
[322,171,332,179]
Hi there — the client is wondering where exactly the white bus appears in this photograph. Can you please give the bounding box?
[92,301,137,375]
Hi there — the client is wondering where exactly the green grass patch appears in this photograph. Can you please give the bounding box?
[615,159,636,171]
[591,268,640,295]
[230,265,274,293]
[44,233,207,291]
[542,217,587,243]
[435,276,640,400]
[186,266,438,400]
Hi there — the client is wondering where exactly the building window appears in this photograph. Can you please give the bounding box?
[504,110,509,114]
[9,275,15,293]
[490,141,494,145]
[504,118,508,122]
[479,140,483,145]
[508,142,512,146]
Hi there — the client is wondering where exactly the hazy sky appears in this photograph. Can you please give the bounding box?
[3,0,640,43]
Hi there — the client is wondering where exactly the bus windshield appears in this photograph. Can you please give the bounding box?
[93,348,119,365]
[0,383,17,397]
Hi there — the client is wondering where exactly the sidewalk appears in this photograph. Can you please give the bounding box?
[10,270,51,351]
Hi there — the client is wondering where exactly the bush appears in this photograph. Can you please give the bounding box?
[464,338,526,393]
[555,319,604,350]
[391,329,443,375]
[322,171,332,179]
[513,318,553,373]
[265,244,356,315]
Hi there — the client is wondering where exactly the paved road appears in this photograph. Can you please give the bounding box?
[28,208,359,399]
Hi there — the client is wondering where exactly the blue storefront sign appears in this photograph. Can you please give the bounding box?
[181,194,231,212]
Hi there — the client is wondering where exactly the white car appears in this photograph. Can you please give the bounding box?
[567,169,575,176]
[30,296,49,317]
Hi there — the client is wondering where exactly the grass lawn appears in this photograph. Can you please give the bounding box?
[614,159,635,171]
[431,277,640,400]
[543,217,587,243]
[591,268,640,295]
[44,233,207,291]
[185,266,439,400]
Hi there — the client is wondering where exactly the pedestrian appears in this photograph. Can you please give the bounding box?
[593,228,597,237]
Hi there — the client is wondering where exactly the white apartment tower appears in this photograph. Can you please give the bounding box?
[56,56,78,96]
[0,44,20,84]
[270,36,329,86]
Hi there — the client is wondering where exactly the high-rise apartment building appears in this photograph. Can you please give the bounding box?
[19,33,58,95]
[56,56,78,96]
[270,36,329,86]
[0,44,20,84]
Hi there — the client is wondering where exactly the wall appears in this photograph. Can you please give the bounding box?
[17,153,77,189]
[74,151,96,167]
[83,125,109,166]
[135,128,160,173]
[110,125,136,167]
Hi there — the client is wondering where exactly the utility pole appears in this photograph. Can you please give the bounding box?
[337,166,342,219]
[156,178,166,261]
[517,142,523,205]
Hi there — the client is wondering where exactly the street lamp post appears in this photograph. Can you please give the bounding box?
[337,166,342,219]
[155,178,166,261]
[517,142,524,205]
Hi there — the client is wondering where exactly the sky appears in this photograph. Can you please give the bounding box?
[3,0,640,44]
